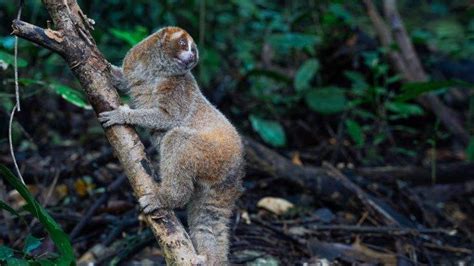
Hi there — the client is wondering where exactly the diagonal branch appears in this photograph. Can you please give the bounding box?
[11,20,65,56]
[11,0,198,264]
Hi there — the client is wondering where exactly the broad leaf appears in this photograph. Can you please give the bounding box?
[305,87,347,114]
[0,165,75,265]
[345,119,365,147]
[50,84,92,110]
[294,59,319,92]
[249,115,286,147]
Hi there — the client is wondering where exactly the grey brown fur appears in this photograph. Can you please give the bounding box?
[99,26,244,265]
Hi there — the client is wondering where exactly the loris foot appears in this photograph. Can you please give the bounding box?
[98,105,130,127]
[138,193,162,214]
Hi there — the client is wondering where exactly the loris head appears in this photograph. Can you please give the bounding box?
[124,26,199,77]
[144,27,199,75]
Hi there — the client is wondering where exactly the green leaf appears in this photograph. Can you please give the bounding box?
[0,200,21,218]
[396,80,472,102]
[386,102,424,119]
[305,87,347,114]
[268,33,320,51]
[249,115,286,147]
[294,59,319,92]
[0,165,75,265]
[345,119,365,147]
[246,69,292,84]
[0,51,28,68]
[50,84,92,110]
[110,27,148,47]
[23,235,41,254]
[328,3,353,24]
[6,258,29,266]
[466,137,474,162]
[0,245,13,261]
[200,48,222,87]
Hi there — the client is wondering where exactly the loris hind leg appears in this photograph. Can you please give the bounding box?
[139,128,196,213]
[187,189,235,266]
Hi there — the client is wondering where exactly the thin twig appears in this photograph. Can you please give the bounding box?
[43,169,60,207]
[8,104,25,185]
[14,0,24,111]
[70,175,128,239]
[303,224,456,236]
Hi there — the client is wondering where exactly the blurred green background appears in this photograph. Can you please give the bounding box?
[1,0,473,166]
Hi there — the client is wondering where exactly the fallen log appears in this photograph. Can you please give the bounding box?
[356,162,474,185]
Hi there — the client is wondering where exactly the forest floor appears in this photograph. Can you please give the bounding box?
[0,104,473,265]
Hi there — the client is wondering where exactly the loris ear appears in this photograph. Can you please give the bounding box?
[154,28,169,47]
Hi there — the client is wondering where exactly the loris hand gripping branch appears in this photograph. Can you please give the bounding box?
[98,27,244,265]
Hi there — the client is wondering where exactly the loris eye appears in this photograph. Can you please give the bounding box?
[178,39,187,48]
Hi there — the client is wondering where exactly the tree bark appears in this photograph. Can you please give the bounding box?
[11,0,197,264]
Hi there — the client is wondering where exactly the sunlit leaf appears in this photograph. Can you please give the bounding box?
[305,87,347,114]
[294,59,319,92]
[345,119,365,147]
[50,84,92,110]
[249,115,286,147]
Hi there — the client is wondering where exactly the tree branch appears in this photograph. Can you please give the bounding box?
[11,0,197,264]
[11,20,65,55]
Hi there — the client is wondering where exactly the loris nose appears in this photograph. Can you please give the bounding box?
[180,51,196,62]
[179,51,196,67]
[189,52,196,62]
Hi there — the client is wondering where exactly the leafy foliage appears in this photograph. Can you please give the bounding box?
[396,80,472,101]
[294,59,319,92]
[305,87,347,114]
[345,119,365,147]
[49,84,92,110]
[0,165,75,265]
[110,26,149,47]
[249,115,286,147]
